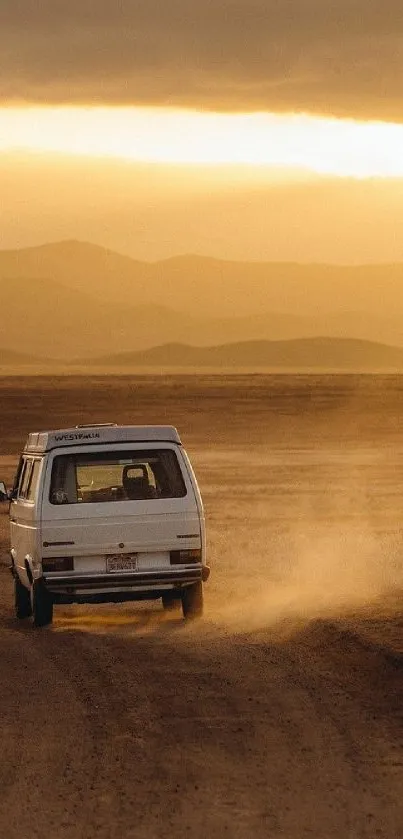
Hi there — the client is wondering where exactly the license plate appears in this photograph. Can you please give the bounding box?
[107,554,138,573]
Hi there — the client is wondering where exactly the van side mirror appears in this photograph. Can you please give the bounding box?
[0,481,8,502]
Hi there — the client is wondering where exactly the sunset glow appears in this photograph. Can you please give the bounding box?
[2,107,403,178]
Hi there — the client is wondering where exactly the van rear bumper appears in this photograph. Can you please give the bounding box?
[43,565,210,602]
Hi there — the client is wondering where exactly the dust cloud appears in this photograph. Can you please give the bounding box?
[203,441,403,636]
[208,527,402,635]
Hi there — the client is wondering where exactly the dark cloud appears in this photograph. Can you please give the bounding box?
[1,0,403,120]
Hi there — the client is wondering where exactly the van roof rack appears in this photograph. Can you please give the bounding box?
[75,423,118,428]
[23,425,181,453]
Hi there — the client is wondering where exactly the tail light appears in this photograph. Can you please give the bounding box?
[42,557,74,572]
[170,549,201,565]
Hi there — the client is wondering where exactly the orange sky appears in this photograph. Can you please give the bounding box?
[2,151,403,263]
[1,0,403,262]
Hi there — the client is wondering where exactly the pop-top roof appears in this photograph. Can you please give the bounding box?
[23,424,181,453]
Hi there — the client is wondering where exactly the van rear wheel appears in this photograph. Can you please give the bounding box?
[14,575,32,619]
[31,580,54,627]
[162,592,181,612]
[181,582,204,620]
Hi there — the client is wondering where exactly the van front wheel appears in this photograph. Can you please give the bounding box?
[181,582,204,620]
[14,575,32,619]
[31,580,53,627]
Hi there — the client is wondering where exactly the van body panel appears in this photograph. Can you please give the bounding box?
[10,509,38,586]
[9,456,45,586]
[40,511,201,558]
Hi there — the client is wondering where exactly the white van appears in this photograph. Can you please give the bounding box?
[0,424,208,627]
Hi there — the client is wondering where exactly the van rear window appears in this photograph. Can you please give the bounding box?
[49,449,187,505]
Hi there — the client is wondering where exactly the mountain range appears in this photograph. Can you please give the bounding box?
[85,337,403,370]
[2,240,403,364]
[2,337,403,372]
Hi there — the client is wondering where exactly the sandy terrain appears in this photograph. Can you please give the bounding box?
[1,374,403,838]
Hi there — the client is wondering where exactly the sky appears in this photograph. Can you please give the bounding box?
[1,0,403,262]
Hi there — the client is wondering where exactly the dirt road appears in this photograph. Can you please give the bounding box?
[1,536,403,838]
[1,375,403,838]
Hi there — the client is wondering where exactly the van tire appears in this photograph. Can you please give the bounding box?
[162,593,181,612]
[14,575,32,619]
[31,580,54,627]
[181,582,204,620]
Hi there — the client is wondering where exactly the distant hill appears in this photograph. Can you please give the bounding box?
[0,276,192,358]
[87,337,403,371]
[0,347,48,365]
[2,240,403,357]
[2,239,403,319]
[2,336,403,371]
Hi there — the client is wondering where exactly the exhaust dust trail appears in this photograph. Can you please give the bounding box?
[200,434,403,635]
[206,522,403,635]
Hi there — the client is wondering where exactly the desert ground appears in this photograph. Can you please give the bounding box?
[1,374,403,838]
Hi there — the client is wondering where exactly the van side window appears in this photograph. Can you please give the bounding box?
[18,458,33,499]
[12,457,24,497]
[26,459,42,502]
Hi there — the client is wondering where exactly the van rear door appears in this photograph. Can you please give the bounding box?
[40,444,202,572]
